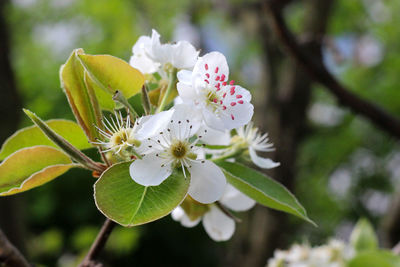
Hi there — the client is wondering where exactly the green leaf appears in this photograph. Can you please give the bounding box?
[60,48,102,140]
[216,161,314,225]
[350,218,378,252]
[84,71,115,111]
[0,146,76,196]
[0,119,92,161]
[348,251,400,267]
[78,54,145,99]
[94,162,189,227]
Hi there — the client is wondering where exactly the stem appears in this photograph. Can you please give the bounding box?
[156,70,176,113]
[211,149,241,163]
[141,85,151,115]
[0,229,31,267]
[79,219,116,267]
[215,202,242,223]
[113,90,138,118]
[24,109,105,173]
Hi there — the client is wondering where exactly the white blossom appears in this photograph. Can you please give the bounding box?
[172,184,255,241]
[234,122,280,169]
[129,105,226,204]
[129,29,199,77]
[93,110,175,159]
[177,51,254,131]
[267,240,354,267]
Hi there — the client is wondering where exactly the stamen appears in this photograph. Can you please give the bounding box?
[205,73,210,78]
[204,79,209,84]
[238,100,244,104]
[220,74,226,81]
[230,86,236,95]
[215,76,220,81]
[229,80,235,85]
[205,64,208,70]
[231,114,235,120]
[236,95,242,99]
[222,105,227,110]
[230,102,236,106]
[215,67,219,73]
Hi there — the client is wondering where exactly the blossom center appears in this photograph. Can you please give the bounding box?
[111,130,130,146]
[170,140,189,159]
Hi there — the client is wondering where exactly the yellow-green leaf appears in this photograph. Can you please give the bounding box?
[0,119,92,161]
[0,146,76,196]
[60,49,102,141]
[78,54,145,99]
[84,71,115,111]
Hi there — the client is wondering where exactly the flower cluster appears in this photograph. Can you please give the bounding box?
[96,29,279,241]
[267,240,354,267]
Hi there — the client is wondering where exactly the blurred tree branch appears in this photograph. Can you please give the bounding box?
[0,229,30,267]
[222,0,333,266]
[263,0,400,139]
[0,0,26,254]
[79,219,116,267]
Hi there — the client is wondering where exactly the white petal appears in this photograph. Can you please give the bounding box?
[198,124,231,146]
[220,85,254,130]
[202,205,235,241]
[171,207,201,228]
[171,206,185,221]
[170,104,202,139]
[129,153,172,186]
[249,148,280,169]
[202,107,226,132]
[132,35,151,54]
[129,54,160,74]
[150,29,172,64]
[220,184,256,212]
[177,70,193,84]
[130,35,160,74]
[192,51,229,89]
[174,96,184,105]
[221,100,254,130]
[135,110,174,140]
[180,214,201,228]
[170,41,199,69]
[177,82,198,102]
[188,160,226,204]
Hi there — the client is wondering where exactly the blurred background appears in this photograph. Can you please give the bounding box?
[1,0,400,266]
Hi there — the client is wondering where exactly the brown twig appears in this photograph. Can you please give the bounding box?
[79,219,116,267]
[263,0,400,139]
[0,229,30,267]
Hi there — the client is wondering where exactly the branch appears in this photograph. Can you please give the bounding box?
[0,229,30,267]
[79,219,116,267]
[263,0,400,139]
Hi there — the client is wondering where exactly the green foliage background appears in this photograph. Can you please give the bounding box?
[2,0,400,266]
